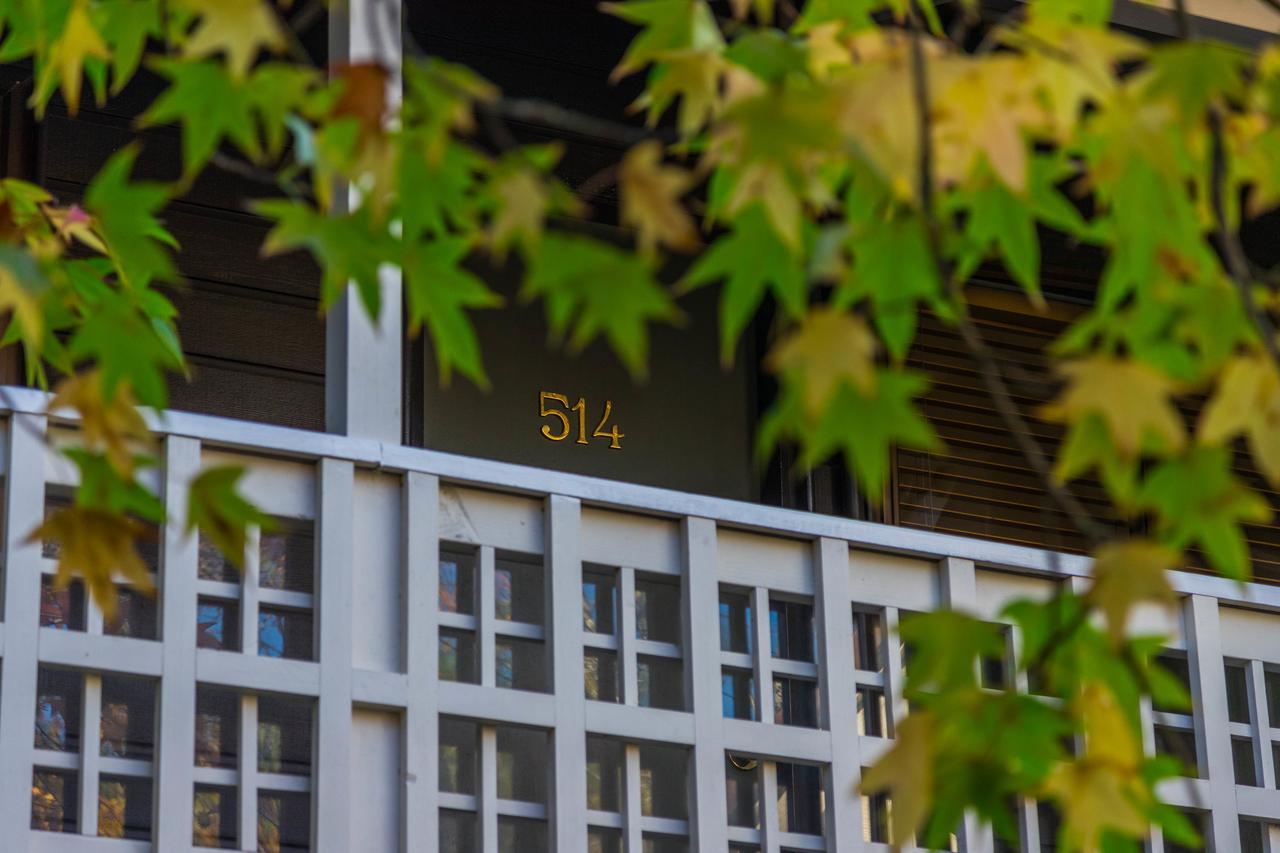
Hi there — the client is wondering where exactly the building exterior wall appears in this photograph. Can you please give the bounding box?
[0,388,1276,851]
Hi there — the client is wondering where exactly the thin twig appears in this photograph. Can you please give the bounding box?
[908,8,1107,548]
[492,98,675,147]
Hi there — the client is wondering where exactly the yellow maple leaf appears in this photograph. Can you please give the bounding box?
[1087,540,1178,644]
[1199,352,1280,487]
[488,167,550,260]
[35,1,110,117]
[806,23,853,79]
[180,0,286,79]
[31,507,153,618]
[933,55,1040,191]
[50,372,153,475]
[0,253,45,353]
[619,141,700,257]
[1041,357,1187,457]
[45,204,107,254]
[768,308,877,418]
[860,711,935,847]
[1040,682,1149,851]
[632,50,726,135]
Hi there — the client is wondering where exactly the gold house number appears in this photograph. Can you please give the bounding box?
[539,391,624,449]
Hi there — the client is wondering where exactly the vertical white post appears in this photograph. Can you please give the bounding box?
[683,517,727,849]
[623,743,643,853]
[1185,595,1239,852]
[620,566,639,705]
[761,760,781,852]
[315,458,355,853]
[548,495,586,851]
[239,694,259,848]
[156,435,201,850]
[752,587,774,727]
[1249,660,1276,790]
[0,413,46,846]
[939,556,992,853]
[403,472,439,851]
[241,526,261,656]
[479,547,496,689]
[480,726,498,853]
[815,538,861,849]
[883,606,906,737]
[79,673,102,836]
[326,0,404,442]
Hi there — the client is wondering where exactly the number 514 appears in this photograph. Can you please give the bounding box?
[539,392,624,449]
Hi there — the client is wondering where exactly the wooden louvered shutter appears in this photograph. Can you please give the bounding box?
[895,297,1125,555]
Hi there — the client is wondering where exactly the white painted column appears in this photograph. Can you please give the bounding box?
[79,674,103,836]
[815,537,862,850]
[620,566,639,705]
[939,556,993,853]
[156,435,201,850]
[1185,594,1239,851]
[239,694,259,848]
[1248,660,1276,790]
[623,743,643,853]
[315,458,355,853]
[480,726,499,853]
[752,586,774,726]
[883,606,906,737]
[0,413,46,846]
[325,0,403,442]
[548,495,586,851]
[761,760,781,852]
[479,547,496,689]
[402,472,439,851]
[683,517,727,849]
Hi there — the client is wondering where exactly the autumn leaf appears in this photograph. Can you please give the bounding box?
[34,1,110,117]
[487,167,550,259]
[523,234,681,378]
[767,307,876,418]
[1039,682,1150,852]
[186,465,273,571]
[32,506,153,617]
[1199,352,1280,487]
[605,0,725,80]
[50,372,152,475]
[1086,540,1178,645]
[619,141,700,257]
[179,0,286,79]
[1041,357,1187,458]
[632,50,726,134]
[0,244,47,358]
[332,62,389,144]
[1137,446,1270,581]
[860,711,936,847]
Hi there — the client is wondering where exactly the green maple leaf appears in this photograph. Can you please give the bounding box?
[523,233,680,378]
[400,140,486,240]
[255,199,393,318]
[98,0,162,94]
[186,465,273,570]
[68,287,184,408]
[603,0,724,78]
[791,0,877,33]
[1138,446,1271,580]
[404,236,502,388]
[898,610,1005,695]
[143,59,261,178]
[83,146,177,290]
[839,211,941,361]
[955,176,1040,303]
[1144,40,1248,121]
[682,204,807,364]
[247,63,323,158]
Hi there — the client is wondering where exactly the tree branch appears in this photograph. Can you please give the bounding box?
[908,10,1108,548]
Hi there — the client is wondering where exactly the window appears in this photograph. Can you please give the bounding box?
[440,548,476,614]
[1241,818,1267,853]
[1037,801,1062,851]
[583,565,617,634]
[1152,653,1192,714]
[861,785,890,843]
[495,553,543,625]
[586,736,623,812]
[258,695,313,776]
[589,827,623,853]
[720,591,753,654]
[98,775,152,839]
[197,597,239,651]
[499,816,547,853]
[722,669,756,720]
[726,755,760,828]
[440,628,478,684]
[635,575,681,645]
[32,769,78,833]
[35,667,81,752]
[258,521,315,661]
[494,552,548,692]
[100,675,156,760]
[774,676,819,728]
[852,609,882,672]
[857,687,887,737]
[193,688,313,852]
[439,717,478,795]
[769,599,814,662]
[1225,661,1251,723]
[981,625,1012,690]
[584,648,619,702]
[1267,668,1280,728]
[194,784,237,848]
[1232,736,1258,786]
[440,809,477,853]
[1154,725,1199,777]
[640,744,688,820]
[497,726,549,805]
[496,636,548,692]
[776,762,823,836]
[195,687,239,768]
[1165,810,1209,853]
[104,587,158,639]
[638,655,684,711]
[40,576,84,630]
